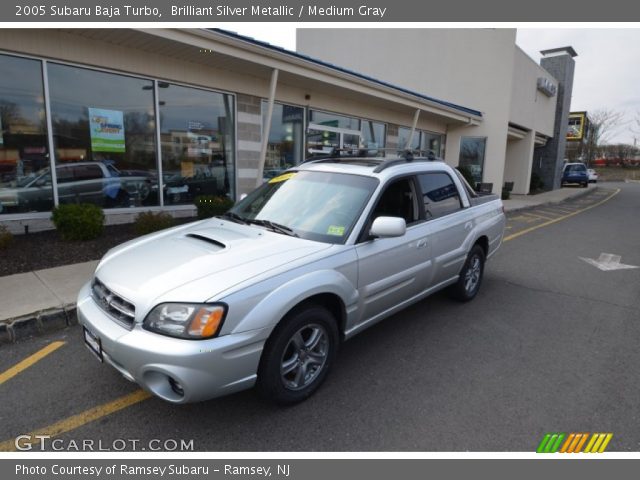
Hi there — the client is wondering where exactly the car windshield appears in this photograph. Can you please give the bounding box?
[229,170,378,244]
[565,164,586,172]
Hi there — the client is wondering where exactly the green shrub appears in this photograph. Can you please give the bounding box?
[195,195,234,219]
[51,203,104,241]
[501,188,511,200]
[456,165,476,188]
[0,224,13,249]
[134,211,175,236]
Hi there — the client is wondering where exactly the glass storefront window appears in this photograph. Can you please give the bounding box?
[158,84,235,205]
[399,127,444,157]
[307,110,364,158]
[421,132,444,158]
[459,137,487,184]
[48,64,158,208]
[262,102,304,180]
[0,54,51,214]
[398,126,421,151]
[361,120,386,156]
[309,110,360,131]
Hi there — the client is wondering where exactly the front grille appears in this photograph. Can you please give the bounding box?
[91,278,136,330]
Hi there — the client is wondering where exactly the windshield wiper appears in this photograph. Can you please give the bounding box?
[218,212,249,225]
[248,219,299,237]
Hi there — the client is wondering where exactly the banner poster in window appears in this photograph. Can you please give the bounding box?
[88,107,125,153]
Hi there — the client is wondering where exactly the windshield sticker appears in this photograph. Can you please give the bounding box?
[327,225,345,236]
[268,172,296,184]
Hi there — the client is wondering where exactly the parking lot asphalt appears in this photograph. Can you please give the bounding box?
[0,182,638,452]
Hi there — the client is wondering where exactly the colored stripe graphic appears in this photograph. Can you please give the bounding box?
[584,433,613,453]
[538,433,613,453]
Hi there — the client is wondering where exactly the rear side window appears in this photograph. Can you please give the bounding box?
[417,173,462,220]
[73,164,103,181]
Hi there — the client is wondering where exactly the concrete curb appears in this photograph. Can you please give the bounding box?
[504,186,597,213]
[0,305,77,345]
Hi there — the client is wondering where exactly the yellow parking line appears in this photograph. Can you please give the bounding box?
[0,389,152,451]
[521,212,554,221]
[535,210,563,218]
[504,188,620,242]
[0,341,66,386]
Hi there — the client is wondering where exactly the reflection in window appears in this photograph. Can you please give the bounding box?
[0,54,52,213]
[398,127,421,151]
[418,173,461,219]
[361,120,386,156]
[48,63,158,208]
[421,132,443,158]
[262,102,304,180]
[158,84,235,205]
[399,127,444,157]
[459,137,487,184]
[309,110,360,131]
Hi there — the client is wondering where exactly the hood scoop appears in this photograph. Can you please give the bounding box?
[184,233,226,250]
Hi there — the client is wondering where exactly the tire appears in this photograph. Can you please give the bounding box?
[257,304,339,405]
[582,182,588,188]
[448,244,485,302]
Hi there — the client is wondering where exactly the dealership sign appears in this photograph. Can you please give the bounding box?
[537,77,557,97]
[89,107,126,153]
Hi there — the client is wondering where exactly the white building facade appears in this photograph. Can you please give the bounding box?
[297,29,561,195]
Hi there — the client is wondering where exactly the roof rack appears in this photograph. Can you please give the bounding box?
[372,150,442,172]
[303,147,385,163]
[304,147,441,167]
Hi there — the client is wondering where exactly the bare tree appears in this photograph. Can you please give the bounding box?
[630,110,640,148]
[582,108,626,166]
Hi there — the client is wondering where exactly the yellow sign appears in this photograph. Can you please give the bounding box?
[268,172,296,184]
[567,112,586,141]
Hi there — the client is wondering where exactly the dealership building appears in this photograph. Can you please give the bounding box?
[0,28,574,232]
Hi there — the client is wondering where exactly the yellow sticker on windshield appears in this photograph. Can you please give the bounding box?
[268,172,296,184]
[327,225,345,236]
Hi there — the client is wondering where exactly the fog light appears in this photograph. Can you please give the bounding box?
[168,377,184,397]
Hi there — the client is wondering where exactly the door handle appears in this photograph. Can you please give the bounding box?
[416,239,428,249]
[464,221,473,231]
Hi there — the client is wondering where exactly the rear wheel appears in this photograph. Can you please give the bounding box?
[257,305,339,405]
[448,244,485,302]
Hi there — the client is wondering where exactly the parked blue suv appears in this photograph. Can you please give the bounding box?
[561,163,589,188]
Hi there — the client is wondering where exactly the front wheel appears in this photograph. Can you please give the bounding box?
[448,244,486,302]
[257,305,339,405]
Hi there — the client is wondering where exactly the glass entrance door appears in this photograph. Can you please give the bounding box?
[307,123,362,158]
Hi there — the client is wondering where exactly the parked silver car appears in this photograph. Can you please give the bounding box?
[78,155,505,404]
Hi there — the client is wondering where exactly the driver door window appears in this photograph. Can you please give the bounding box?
[370,178,419,226]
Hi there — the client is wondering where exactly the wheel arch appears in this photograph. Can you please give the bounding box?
[282,292,347,340]
[226,269,356,337]
[474,235,489,257]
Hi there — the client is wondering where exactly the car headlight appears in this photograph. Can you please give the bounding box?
[143,303,227,339]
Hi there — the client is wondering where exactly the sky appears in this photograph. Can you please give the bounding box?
[221,25,640,145]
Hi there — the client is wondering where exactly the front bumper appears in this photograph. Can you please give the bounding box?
[77,282,270,403]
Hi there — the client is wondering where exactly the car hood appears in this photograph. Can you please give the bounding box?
[94,219,332,317]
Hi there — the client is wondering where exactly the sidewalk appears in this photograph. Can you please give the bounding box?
[0,185,596,343]
[502,184,595,212]
[0,261,98,343]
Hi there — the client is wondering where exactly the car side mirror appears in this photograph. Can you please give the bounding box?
[370,216,406,238]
